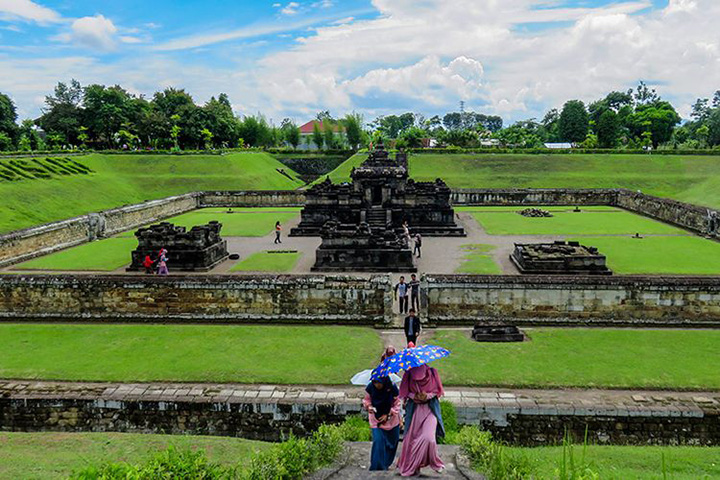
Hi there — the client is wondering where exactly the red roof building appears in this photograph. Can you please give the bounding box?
[299,120,345,135]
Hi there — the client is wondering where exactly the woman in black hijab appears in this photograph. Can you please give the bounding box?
[363,376,401,470]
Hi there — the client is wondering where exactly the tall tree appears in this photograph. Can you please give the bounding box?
[312,122,324,150]
[38,80,83,145]
[628,101,681,148]
[596,110,620,148]
[280,119,300,149]
[558,100,589,143]
[343,113,364,150]
[0,92,19,148]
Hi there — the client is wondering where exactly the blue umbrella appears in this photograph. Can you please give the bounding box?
[370,345,450,382]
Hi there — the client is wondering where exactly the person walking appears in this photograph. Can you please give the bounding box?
[363,376,401,471]
[404,308,421,345]
[413,233,422,258]
[396,364,446,477]
[394,276,409,314]
[408,274,420,311]
[157,248,169,275]
[274,221,282,244]
[142,255,154,274]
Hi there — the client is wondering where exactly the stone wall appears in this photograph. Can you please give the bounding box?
[616,189,717,235]
[0,194,199,268]
[450,188,619,206]
[2,383,717,446]
[423,274,720,327]
[199,190,306,207]
[0,274,391,324]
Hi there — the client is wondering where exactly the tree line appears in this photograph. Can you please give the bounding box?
[0,80,719,152]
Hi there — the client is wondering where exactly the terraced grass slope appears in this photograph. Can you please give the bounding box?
[0,153,304,234]
[322,153,720,209]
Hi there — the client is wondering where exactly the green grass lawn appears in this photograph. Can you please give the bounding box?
[0,432,268,480]
[515,444,720,480]
[432,328,720,389]
[0,152,304,234]
[323,153,720,208]
[0,324,382,384]
[1,325,718,389]
[12,237,136,271]
[455,244,502,274]
[569,236,720,275]
[463,206,687,236]
[120,207,301,237]
[230,250,302,272]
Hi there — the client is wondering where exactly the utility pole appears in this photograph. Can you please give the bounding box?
[459,100,465,114]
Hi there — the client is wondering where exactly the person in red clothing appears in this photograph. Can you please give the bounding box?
[142,255,154,274]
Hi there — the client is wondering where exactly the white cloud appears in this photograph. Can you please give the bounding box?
[52,14,147,50]
[0,0,60,24]
[281,2,301,16]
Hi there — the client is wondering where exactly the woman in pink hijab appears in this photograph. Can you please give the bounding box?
[396,364,446,476]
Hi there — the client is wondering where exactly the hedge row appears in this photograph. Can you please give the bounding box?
[0,157,93,182]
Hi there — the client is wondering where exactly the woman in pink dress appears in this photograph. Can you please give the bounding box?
[396,364,446,476]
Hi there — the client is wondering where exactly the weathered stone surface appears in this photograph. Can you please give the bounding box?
[423,274,720,327]
[511,241,611,275]
[127,222,228,272]
[0,274,392,324]
[198,190,305,208]
[312,221,416,272]
[291,144,465,237]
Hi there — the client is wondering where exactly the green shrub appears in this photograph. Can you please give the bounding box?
[312,423,345,463]
[338,415,371,442]
[439,400,459,445]
[70,446,232,479]
[457,426,534,480]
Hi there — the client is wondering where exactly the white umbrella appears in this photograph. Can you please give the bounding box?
[350,369,402,386]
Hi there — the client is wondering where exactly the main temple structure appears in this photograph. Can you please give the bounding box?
[290,143,465,237]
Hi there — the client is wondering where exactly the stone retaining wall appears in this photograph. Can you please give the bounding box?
[616,189,716,235]
[1,382,717,446]
[0,194,199,268]
[450,188,618,206]
[0,274,391,324]
[423,274,720,327]
[199,190,305,207]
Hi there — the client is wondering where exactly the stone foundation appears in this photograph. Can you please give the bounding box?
[423,274,720,327]
[0,274,392,324]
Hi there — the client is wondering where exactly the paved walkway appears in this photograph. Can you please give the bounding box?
[2,380,718,417]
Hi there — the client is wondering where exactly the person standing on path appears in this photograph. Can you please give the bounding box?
[274,221,282,244]
[142,255,154,274]
[413,233,422,258]
[396,364,446,477]
[404,308,421,345]
[363,377,401,471]
[408,274,420,312]
[394,276,409,314]
[157,248,169,275]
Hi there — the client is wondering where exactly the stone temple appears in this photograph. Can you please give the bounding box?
[511,241,612,276]
[290,142,465,237]
[128,221,229,272]
[311,221,416,273]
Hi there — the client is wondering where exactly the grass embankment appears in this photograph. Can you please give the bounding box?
[515,444,720,479]
[230,251,302,272]
[461,206,687,235]
[0,324,382,384]
[0,432,267,480]
[455,244,502,274]
[1,325,718,389]
[323,153,720,208]
[0,153,304,234]
[13,208,302,272]
[433,329,720,389]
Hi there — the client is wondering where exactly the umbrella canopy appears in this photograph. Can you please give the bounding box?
[370,345,450,382]
[350,369,402,386]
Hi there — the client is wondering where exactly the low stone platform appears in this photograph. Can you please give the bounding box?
[1,380,718,446]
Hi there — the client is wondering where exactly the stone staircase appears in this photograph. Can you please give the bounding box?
[309,442,484,479]
[366,208,388,228]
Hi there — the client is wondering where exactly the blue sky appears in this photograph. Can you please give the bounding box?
[1,0,718,123]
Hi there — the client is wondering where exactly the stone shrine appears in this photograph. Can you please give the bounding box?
[127,221,228,272]
[511,241,612,275]
[311,221,416,272]
[291,142,465,237]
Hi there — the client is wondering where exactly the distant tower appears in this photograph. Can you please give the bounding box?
[459,100,465,114]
